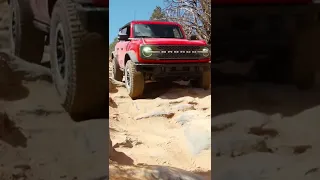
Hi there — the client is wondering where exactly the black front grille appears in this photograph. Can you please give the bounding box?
[152,45,204,60]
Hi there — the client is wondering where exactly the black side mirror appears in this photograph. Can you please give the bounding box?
[190,35,198,40]
[118,32,129,41]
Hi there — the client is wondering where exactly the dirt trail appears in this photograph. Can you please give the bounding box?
[210,64,320,179]
[109,63,211,179]
[0,51,109,180]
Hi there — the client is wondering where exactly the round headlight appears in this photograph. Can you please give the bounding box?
[202,47,209,57]
[142,46,152,57]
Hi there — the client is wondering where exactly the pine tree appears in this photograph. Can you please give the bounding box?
[150,6,166,20]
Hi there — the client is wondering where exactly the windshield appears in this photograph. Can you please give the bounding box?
[133,24,184,39]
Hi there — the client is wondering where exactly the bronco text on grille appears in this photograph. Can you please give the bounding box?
[141,45,208,60]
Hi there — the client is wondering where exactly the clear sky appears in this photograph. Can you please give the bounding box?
[109,0,164,44]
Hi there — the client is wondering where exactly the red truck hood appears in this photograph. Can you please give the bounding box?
[213,0,312,4]
[141,38,207,46]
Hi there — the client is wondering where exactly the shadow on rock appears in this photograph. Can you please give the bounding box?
[17,108,63,117]
[110,150,134,166]
[142,81,210,99]
[109,164,210,180]
[2,52,52,83]
[109,78,121,94]
[109,97,118,108]
[150,166,209,180]
[0,52,29,101]
[194,170,211,180]
[0,112,27,148]
[70,98,110,121]
[211,68,320,118]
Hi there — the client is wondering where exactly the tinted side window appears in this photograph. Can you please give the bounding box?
[120,27,127,35]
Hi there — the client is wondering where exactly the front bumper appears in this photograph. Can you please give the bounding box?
[135,63,211,78]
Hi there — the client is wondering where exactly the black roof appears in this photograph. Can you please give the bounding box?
[118,20,173,31]
[119,22,131,31]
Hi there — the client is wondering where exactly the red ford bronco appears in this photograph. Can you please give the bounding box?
[111,20,211,99]
[213,0,320,89]
[8,0,108,120]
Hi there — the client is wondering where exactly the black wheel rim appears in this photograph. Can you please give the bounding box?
[125,66,131,90]
[56,27,66,79]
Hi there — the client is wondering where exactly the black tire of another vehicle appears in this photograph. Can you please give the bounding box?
[191,70,211,90]
[112,56,123,81]
[124,60,144,99]
[9,0,45,64]
[291,24,319,90]
[50,0,108,120]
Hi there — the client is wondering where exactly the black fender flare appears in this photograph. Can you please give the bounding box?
[124,51,139,65]
[111,51,120,67]
[48,0,108,37]
[111,51,116,59]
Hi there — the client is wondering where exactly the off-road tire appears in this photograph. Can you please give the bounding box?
[50,0,108,121]
[291,24,319,90]
[124,60,144,99]
[112,56,123,81]
[190,70,211,90]
[9,0,45,64]
[292,69,315,90]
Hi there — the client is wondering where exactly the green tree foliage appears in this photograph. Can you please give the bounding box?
[150,6,166,20]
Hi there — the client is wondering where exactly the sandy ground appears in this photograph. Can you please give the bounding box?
[210,63,320,179]
[0,52,109,180]
[0,3,109,179]
[108,76,211,179]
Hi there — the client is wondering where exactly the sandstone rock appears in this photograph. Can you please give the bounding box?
[135,110,175,120]
[171,104,195,112]
[213,153,291,180]
[212,110,271,134]
[109,78,118,93]
[109,131,113,159]
[184,119,211,155]
[212,133,268,157]
[109,164,208,180]
[175,111,199,126]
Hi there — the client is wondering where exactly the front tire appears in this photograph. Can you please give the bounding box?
[124,60,144,99]
[50,0,108,120]
[9,0,45,63]
[190,70,211,90]
[291,24,319,90]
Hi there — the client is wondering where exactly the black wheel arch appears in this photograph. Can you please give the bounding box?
[48,0,108,40]
[48,0,98,16]
[124,51,139,66]
[111,51,115,59]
